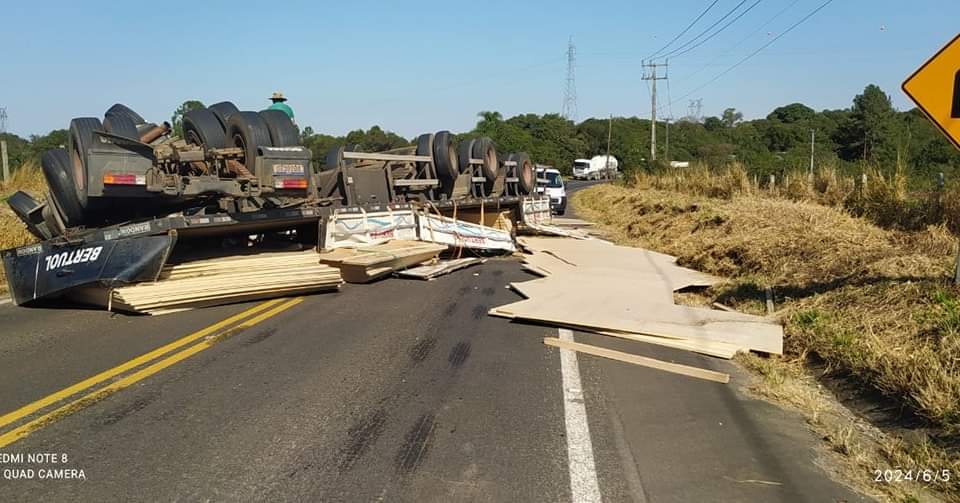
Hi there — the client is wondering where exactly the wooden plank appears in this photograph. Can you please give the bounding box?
[397,258,484,280]
[543,338,730,383]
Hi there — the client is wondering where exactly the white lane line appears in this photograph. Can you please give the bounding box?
[558,328,602,502]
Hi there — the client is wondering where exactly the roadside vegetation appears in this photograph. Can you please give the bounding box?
[574,172,960,501]
[0,162,46,292]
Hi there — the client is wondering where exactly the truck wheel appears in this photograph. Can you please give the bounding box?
[103,112,139,139]
[431,131,457,180]
[513,152,534,194]
[471,137,498,181]
[258,109,299,147]
[183,108,227,149]
[323,145,344,171]
[41,148,85,227]
[457,139,475,174]
[208,101,240,129]
[226,112,273,173]
[415,133,434,176]
[68,117,103,210]
[105,104,145,125]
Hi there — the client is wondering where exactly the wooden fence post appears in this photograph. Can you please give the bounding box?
[0,140,9,182]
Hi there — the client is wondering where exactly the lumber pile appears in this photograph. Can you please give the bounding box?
[491,236,785,381]
[70,250,342,315]
[319,240,448,283]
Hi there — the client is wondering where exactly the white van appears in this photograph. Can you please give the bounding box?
[535,167,566,215]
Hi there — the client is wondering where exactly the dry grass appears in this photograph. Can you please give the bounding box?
[0,161,47,200]
[0,162,45,293]
[574,183,960,501]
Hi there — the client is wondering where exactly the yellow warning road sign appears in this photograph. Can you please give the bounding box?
[902,33,960,150]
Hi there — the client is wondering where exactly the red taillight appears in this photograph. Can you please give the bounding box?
[103,173,146,185]
[274,178,307,189]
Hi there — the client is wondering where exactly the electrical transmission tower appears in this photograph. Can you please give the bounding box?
[642,60,668,161]
[687,99,703,123]
[0,108,7,133]
[562,36,578,121]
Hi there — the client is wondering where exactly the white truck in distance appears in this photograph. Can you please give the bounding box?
[572,155,619,180]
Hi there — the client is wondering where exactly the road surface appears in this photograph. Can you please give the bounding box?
[0,181,869,502]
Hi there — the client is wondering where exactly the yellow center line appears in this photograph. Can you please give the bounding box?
[0,297,304,449]
[0,298,286,431]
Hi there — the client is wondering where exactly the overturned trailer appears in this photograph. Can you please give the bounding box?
[3,102,550,306]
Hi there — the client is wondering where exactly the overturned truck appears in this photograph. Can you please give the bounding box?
[4,102,551,306]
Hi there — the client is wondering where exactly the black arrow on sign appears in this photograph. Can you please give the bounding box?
[954,69,960,118]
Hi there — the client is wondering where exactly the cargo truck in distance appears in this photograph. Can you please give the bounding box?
[572,155,618,180]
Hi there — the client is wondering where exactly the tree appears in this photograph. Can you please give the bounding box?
[721,108,743,128]
[171,100,205,137]
[767,103,815,123]
[703,116,723,132]
[834,84,898,163]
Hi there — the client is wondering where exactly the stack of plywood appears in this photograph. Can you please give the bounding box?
[319,240,448,283]
[492,237,784,381]
[71,250,342,315]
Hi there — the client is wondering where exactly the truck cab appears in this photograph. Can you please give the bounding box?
[535,166,566,215]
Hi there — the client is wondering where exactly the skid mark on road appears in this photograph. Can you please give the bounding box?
[470,305,487,320]
[242,327,278,346]
[409,338,437,364]
[447,342,472,369]
[395,413,437,475]
[337,407,390,473]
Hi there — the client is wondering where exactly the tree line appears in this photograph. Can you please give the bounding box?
[5,84,958,188]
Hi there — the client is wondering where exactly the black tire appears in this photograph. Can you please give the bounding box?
[471,137,498,181]
[258,109,299,147]
[103,112,139,139]
[415,133,433,174]
[323,145,344,171]
[68,117,103,210]
[226,111,273,172]
[457,139,476,174]
[41,148,85,227]
[183,108,226,149]
[208,101,240,129]
[105,104,145,125]
[431,131,457,180]
[512,152,535,194]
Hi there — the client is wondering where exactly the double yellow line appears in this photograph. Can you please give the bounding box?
[0,297,303,448]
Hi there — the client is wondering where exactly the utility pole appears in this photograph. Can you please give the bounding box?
[0,107,8,182]
[605,115,613,177]
[665,119,671,163]
[562,36,578,121]
[642,61,668,161]
[809,129,815,176]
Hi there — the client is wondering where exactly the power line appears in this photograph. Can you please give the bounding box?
[664,0,765,60]
[562,36,578,121]
[648,0,721,59]
[660,0,749,59]
[668,0,835,108]
[677,0,802,82]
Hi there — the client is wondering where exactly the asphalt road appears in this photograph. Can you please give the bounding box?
[0,182,870,501]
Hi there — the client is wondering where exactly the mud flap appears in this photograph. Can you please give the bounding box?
[2,234,176,306]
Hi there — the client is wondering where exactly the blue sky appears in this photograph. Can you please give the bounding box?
[0,0,956,139]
